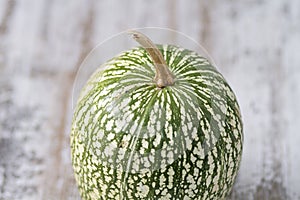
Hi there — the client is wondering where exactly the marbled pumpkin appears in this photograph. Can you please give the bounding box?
[71,32,243,200]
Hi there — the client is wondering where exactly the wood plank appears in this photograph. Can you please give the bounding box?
[0,0,15,36]
[202,1,299,199]
[0,0,90,199]
[282,1,300,197]
[0,1,51,199]
[39,0,96,198]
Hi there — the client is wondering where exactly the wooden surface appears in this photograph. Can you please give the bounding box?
[0,0,299,199]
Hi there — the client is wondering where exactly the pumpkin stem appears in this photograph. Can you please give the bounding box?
[128,30,175,88]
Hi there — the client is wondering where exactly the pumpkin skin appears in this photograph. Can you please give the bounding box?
[71,44,243,200]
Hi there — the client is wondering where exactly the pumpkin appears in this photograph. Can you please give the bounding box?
[71,30,243,200]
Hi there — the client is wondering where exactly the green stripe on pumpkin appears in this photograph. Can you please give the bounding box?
[71,44,243,200]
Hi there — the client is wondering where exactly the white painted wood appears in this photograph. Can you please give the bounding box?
[282,6,300,197]
[0,0,299,199]
[205,1,299,199]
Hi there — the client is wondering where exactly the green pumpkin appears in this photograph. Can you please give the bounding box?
[71,31,243,200]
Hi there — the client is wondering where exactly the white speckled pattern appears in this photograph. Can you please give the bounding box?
[71,45,243,199]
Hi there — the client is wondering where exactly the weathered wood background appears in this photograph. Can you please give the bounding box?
[0,0,299,199]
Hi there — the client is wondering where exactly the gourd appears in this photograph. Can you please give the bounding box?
[71,31,243,200]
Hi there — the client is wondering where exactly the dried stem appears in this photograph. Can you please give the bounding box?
[128,30,175,88]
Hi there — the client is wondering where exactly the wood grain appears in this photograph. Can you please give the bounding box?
[0,0,299,199]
